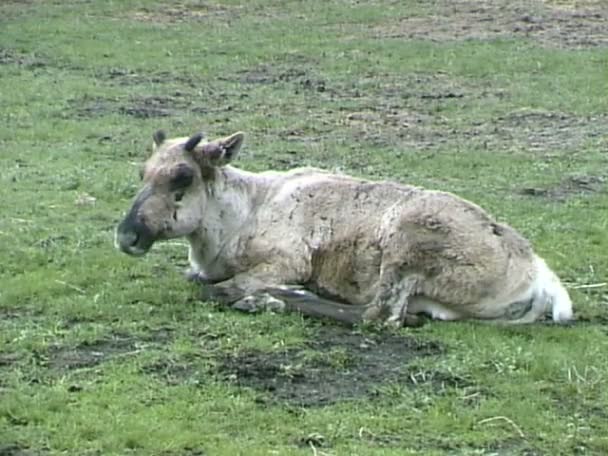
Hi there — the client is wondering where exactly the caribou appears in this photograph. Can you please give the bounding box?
[115,129,573,326]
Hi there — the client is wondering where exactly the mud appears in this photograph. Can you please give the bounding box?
[372,0,608,49]
[218,325,444,406]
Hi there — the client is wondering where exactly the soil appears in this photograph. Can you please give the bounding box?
[69,94,193,119]
[0,48,47,68]
[372,0,608,49]
[141,356,201,386]
[218,325,446,406]
[520,174,606,201]
[159,449,206,456]
[0,444,43,456]
[43,326,176,372]
[212,65,608,156]
[101,68,199,88]
[45,333,137,370]
[129,2,242,24]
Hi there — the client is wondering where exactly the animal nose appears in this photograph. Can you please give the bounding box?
[116,229,139,253]
[115,215,155,256]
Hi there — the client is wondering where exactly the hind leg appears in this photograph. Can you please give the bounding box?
[363,265,421,327]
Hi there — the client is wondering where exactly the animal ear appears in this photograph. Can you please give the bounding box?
[152,130,166,148]
[195,132,244,167]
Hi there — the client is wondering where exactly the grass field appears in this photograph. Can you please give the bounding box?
[1,0,608,454]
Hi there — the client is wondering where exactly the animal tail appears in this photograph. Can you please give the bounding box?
[531,256,573,323]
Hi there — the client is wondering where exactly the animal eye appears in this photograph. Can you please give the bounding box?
[169,166,194,190]
[175,191,185,202]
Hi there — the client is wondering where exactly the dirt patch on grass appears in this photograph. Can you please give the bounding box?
[340,77,606,153]
[142,356,201,386]
[44,325,176,371]
[46,333,137,370]
[0,352,21,369]
[118,96,178,119]
[232,64,327,93]
[0,48,47,68]
[218,326,444,406]
[69,94,192,119]
[373,0,608,48]
[520,174,606,201]
[100,68,200,88]
[159,449,206,456]
[0,444,45,456]
[229,65,605,154]
[128,2,243,24]
[486,110,607,154]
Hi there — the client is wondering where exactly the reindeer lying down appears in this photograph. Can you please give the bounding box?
[116,130,573,327]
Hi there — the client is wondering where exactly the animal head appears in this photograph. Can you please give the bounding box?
[115,129,244,256]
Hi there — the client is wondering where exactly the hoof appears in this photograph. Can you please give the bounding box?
[232,293,286,313]
[384,313,426,328]
[362,304,389,323]
[186,270,208,283]
[200,285,244,305]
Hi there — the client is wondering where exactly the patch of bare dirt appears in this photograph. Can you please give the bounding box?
[480,110,607,154]
[0,352,21,369]
[480,439,542,456]
[0,48,47,68]
[218,326,446,406]
[129,2,243,24]
[45,333,137,370]
[159,449,206,456]
[336,73,607,153]
[232,65,327,93]
[69,94,192,119]
[141,357,201,386]
[44,326,176,372]
[118,97,177,119]
[520,174,606,200]
[372,0,608,48]
[0,444,45,456]
[197,59,606,155]
[100,68,199,88]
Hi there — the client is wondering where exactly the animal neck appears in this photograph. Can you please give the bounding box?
[186,166,268,279]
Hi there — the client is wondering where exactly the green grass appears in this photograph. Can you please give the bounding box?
[2,0,608,454]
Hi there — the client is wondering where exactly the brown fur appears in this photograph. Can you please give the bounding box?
[116,130,573,326]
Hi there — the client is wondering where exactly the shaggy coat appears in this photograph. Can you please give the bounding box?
[116,130,573,326]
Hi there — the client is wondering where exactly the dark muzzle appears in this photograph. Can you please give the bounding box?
[116,190,156,256]
[116,215,155,256]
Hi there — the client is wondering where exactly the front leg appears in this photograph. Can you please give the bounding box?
[199,267,367,326]
[200,270,275,306]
